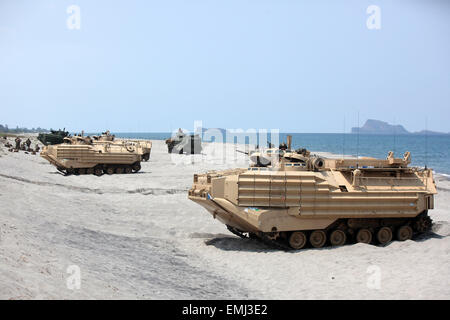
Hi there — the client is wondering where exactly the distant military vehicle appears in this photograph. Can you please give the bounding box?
[166,128,202,154]
[37,128,70,145]
[40,135,143,175]
[189,148,436,250]
[92,131,116,142]
[125,139,152,161]
[92,131,152,161]
[241,135,298,167]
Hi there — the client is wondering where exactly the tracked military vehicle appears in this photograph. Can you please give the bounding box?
[123,140,152,161]
[244,135,307,167]
[92,131,152,161]
[40,135,143,175]
[37,128,70,145]
[189,148,436,250]
[166,129,202,154]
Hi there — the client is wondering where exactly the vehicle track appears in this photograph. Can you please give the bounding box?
[0,173,188,195]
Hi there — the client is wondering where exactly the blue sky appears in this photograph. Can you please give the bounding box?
[1,0,449,133]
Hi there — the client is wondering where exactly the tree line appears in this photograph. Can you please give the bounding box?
[0,124,49,133]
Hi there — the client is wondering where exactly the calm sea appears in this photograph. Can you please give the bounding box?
[111,132,450,175]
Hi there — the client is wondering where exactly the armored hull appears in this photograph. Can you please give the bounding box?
[91,131,152,161]
[189,151,436,249]
[93,137,152,161]
[40,138,143,175]
[119,139,152,161]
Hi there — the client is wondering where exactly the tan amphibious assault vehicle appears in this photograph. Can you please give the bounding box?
[41,135,148,175]
[189,138,437,249]
[91,131,152,161]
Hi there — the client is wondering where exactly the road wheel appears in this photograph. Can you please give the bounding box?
[396,225,413,241]
[330,230,346,246]
[356,229,372,244]
[124,166,132,174]
[86,168,94,175]
[78,168,86,175]
[288,231,307,250]
[377,227,393,245]
[94,167,103,176]
[105,167,114,175]
[309,230,327,248]
[132,162,141,172]
[116,167,124,174]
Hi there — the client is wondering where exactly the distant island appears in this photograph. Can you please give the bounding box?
[351,119,449,135]
[0,124,49,134]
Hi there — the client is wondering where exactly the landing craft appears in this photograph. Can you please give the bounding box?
[92,131,152,161]
[40,135,145,176]
[189,143,436,250]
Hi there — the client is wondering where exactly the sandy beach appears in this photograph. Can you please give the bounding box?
[0,136,449,299]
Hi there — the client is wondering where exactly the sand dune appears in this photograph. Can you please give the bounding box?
[0,137,449,299]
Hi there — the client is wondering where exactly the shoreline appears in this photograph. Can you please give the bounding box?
[2,132,450,177]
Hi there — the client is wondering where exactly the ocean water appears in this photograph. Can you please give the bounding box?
[284,133,450,175]
[112,132,450,175]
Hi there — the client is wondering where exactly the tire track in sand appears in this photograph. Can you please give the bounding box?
[0,173,187,195]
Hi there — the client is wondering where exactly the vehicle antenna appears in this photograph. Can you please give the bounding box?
[342,116,345,159]
[356,112,359,168]
[393,117,396,156]
[425,117,428,170]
